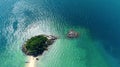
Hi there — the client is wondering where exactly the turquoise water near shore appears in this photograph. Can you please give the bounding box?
[37,22,109,67]
[0,0,120,67]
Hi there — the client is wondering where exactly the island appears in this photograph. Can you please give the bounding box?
[67,30,79,38]
[22,35,57,57]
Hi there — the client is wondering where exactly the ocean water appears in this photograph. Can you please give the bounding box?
[0,0,120,67]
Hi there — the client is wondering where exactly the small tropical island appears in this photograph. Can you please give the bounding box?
[22,35,57,57]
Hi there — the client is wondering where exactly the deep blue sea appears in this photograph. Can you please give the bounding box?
[0,0,120,67]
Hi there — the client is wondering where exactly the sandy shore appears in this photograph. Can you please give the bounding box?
[25,56,37,67]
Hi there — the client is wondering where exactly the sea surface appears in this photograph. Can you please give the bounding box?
[0,0,120,67]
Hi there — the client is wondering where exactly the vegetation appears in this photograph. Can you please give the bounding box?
[22,35,50,57]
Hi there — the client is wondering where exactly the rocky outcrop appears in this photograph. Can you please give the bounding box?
[67,30,79,38]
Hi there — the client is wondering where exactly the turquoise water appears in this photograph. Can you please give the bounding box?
[37,23,109,67]
[0,0,120,67]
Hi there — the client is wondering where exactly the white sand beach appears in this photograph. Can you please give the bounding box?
[26,56,37,67]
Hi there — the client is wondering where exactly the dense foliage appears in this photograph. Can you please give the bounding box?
[22,35,49,57]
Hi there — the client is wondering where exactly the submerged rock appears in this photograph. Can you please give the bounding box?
[67,30,79,38]
[36,58,39,60]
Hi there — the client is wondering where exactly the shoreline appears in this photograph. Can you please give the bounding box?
[25,56,37,67]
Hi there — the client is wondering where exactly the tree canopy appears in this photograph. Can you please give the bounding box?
[22,35,49,57]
